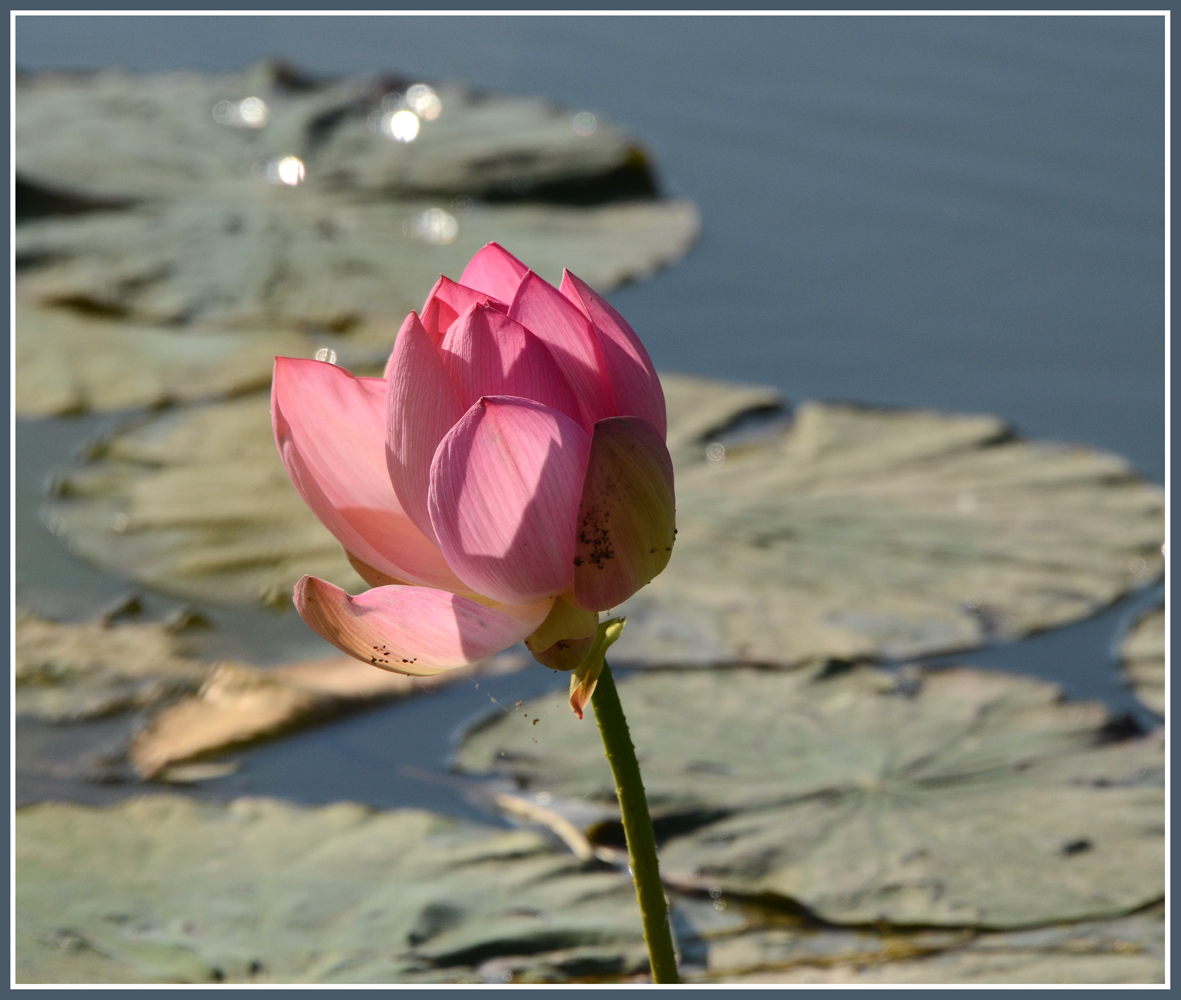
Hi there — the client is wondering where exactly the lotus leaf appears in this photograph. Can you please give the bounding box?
[15,608,208,721]
[16,195,698,345]
[614,395,1164,664]
[15,305,316,417]
[697,907,1163,983]
[16,63,644,205]
[45,394,366,606]
[15,796,643,984]
[456,665,1164,927]
[1120,607,1164,717]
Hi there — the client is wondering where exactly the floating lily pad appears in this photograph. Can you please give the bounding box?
[16,195,699,344]
[15,796,643,983]
[15,608,208,722]
[697,906,1163,983]
[715,947,1162,984]
[15,305,316,417]
[614,390,1164,664]
[1120,607,1164,717]
[457,665,1164,928]
[129,653,527,779]
[17,63,647,206]
[46,394,366,606]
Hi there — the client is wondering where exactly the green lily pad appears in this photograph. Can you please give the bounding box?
[15,796,643,984]
[615,392,1164,664]
[46,394,365,606]
[1120,607,1164,717]
[15,304,316,417]
[16,194,699,345]
[15,608,209,722]
[697,906,1163,984]
[456,665,1164,928]
[17,63,648,206]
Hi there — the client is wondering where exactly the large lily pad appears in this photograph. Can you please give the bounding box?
[456,665,1164,928]
[44,375,1163,661]
[16,63,647,206]
[129,653,527,780]
[16,195,699,345]
[1120,607,1164,717]
[15,796,644,983]
[46,394,365,606]
[698,906,1164,984]
[15,304,315,417]
[15,608,208,722]
[614,389,1164,664]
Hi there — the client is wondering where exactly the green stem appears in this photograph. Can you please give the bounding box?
[590,662,680,984]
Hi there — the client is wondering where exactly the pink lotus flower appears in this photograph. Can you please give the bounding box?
[272,243,675,715]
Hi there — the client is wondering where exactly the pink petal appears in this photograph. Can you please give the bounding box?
[509,270,616,429]
[272,357,465,592]
[440,303,582,425]
[459,242,529,303]
[560,270,667,438]
[571,416,676,612]
[295,576,552,675]
[385,312,467,546]
[429,396,591,606]
[416,275,507,348]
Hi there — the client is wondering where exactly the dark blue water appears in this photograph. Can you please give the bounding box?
[14,16,1166,815]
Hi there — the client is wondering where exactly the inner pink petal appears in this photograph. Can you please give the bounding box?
[509,271,616,428]
[440,303,582,426]
[418,275,507,347]
[560,269,667,437]
[459,242,529,303]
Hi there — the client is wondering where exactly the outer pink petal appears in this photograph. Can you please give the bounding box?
[571,416,677,612]
[440,303,582,426]
[272,357,465,592]
[560,270,667,438]
[295,576,552,675]
[459,242,529,303]
[509,270,616,429]
[429,396,591,606]
[416,275,507,349]
[385,312,467,546]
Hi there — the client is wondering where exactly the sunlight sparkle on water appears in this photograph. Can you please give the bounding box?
[405,83,443,121]
[403,207,459,245]
[384,109,420,142]
[212,96,268,129]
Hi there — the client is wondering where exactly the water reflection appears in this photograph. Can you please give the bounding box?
[572,111,597,137]
[405,83,442,121]
[211,96,268,129]
[384,108,419,143]
[404,207,458,245]
[253,155,305,186]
